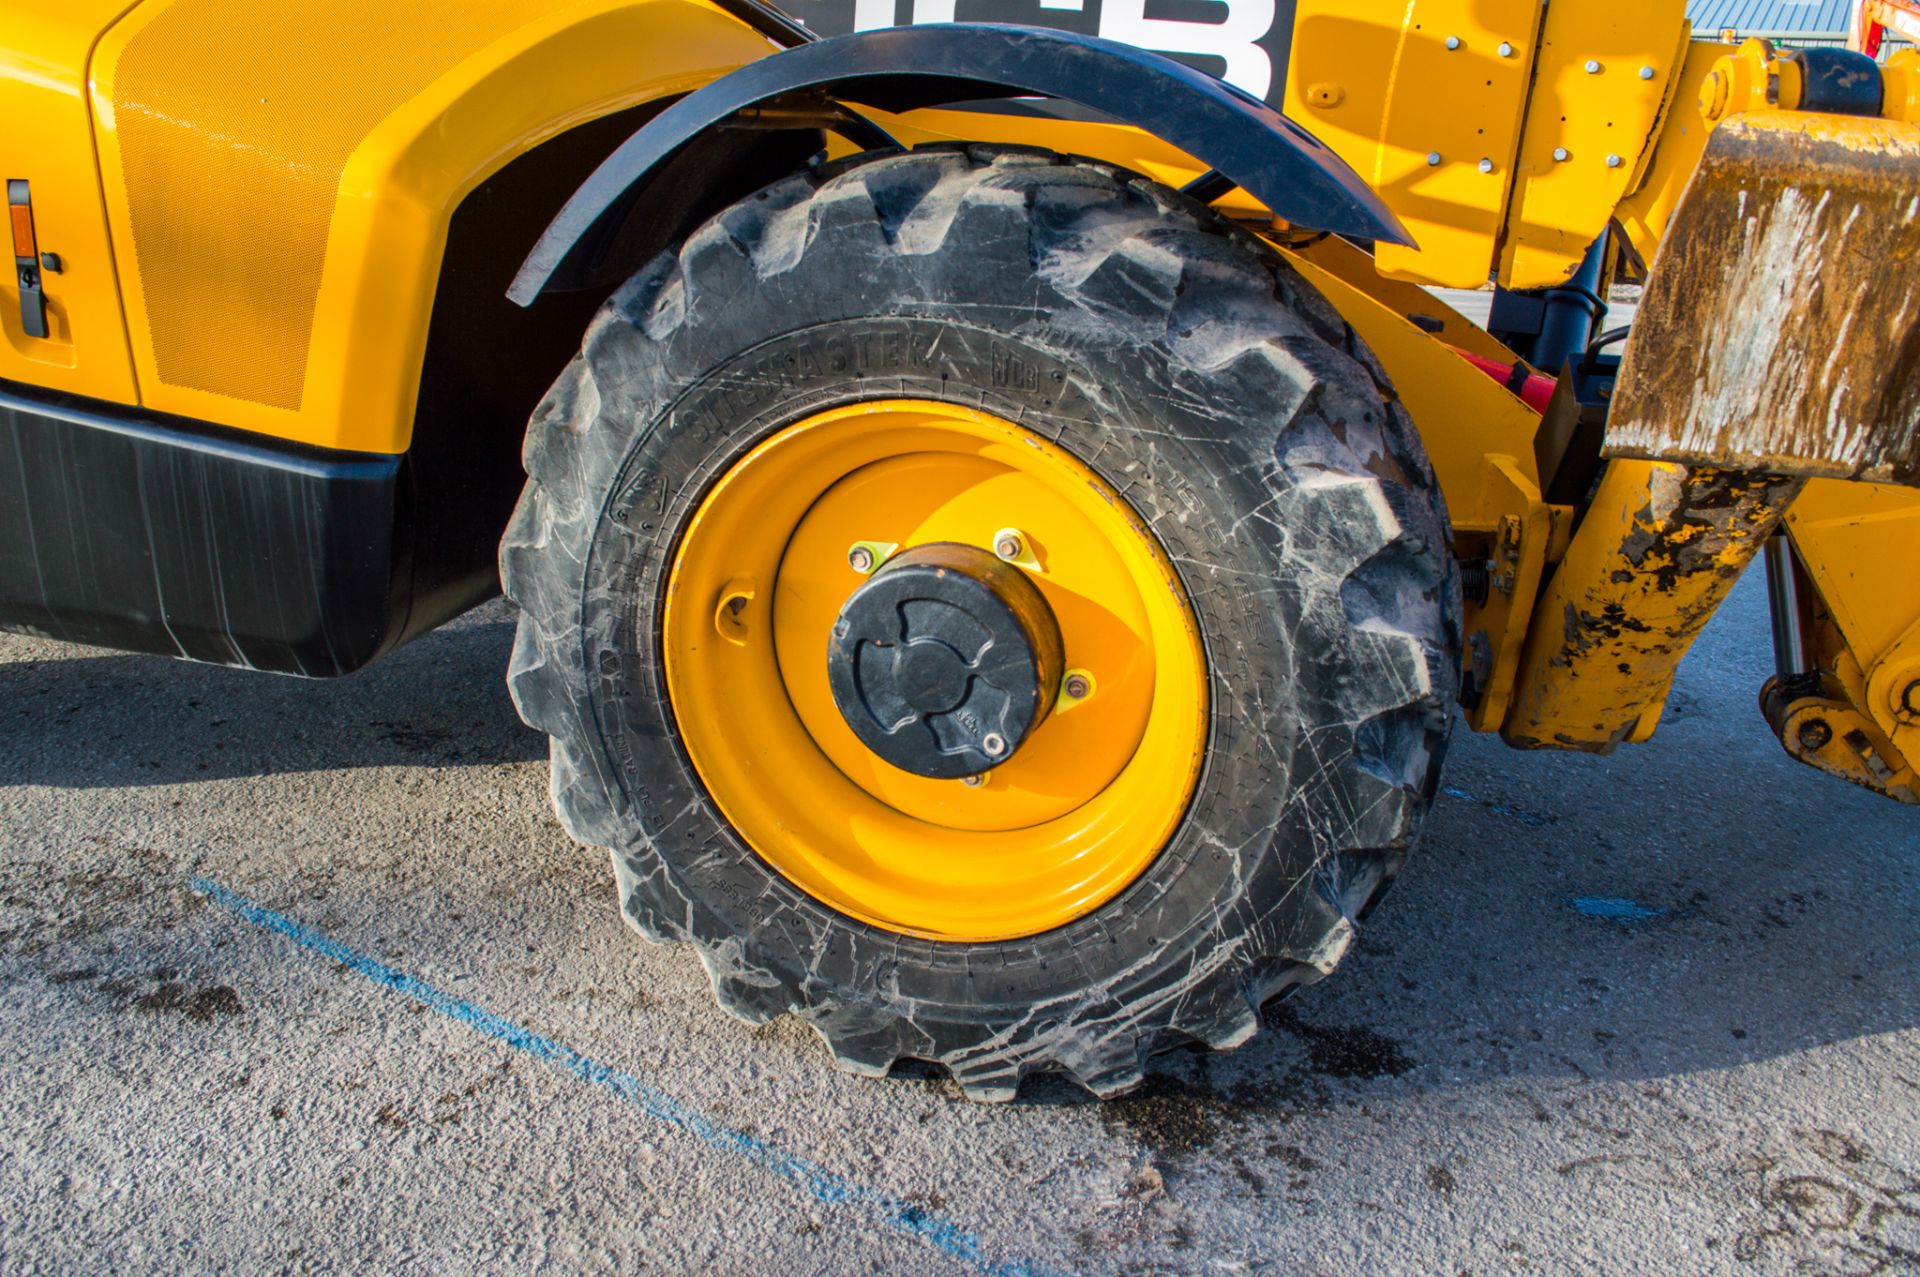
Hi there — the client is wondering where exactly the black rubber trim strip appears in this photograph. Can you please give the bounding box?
[0,378,396,477]
[508,23,1413,305]
[0,378,405,677]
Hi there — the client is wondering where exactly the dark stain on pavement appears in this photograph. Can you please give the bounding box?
[1101,1073,1224,1158]
[135,981,243,1023]
[1268,1005,1414,1079]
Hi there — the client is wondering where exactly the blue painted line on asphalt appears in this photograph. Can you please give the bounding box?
[1567,895,1664,923]
[1441,784,1554,828]
[189,876,1063,1277]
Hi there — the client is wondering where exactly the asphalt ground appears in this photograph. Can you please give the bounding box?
[2,565,1917,1275]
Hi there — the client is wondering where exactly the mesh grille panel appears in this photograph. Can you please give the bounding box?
[114,1,533,409]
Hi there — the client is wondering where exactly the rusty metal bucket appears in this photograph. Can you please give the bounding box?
[1607,110,1920,486]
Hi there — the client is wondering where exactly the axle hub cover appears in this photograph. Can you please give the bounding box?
[827,543,1064,778]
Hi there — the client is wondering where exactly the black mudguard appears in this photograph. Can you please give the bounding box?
[507,22,1411,305]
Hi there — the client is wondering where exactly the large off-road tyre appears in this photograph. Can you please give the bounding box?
[501,144,1458,1101]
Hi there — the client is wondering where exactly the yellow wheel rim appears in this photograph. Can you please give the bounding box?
[662,400,1207,942]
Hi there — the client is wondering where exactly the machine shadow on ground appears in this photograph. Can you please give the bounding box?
[0,606,547,789]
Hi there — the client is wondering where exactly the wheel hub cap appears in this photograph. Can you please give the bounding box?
[828,543,1065,778]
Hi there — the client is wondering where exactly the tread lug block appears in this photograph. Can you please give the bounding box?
[1297,913,1357,977]
[844,151,971,251]
[1062,233,1187,327]
[503,611,569,736]
[608,253,689,344]
[1243,956,1315,1012]
[1062,1043,1149,1099]
[946,1058,1025,1105]
[528,358,600,449]
[712,177,825,281]
[1171,974,1264,1052]
[546,735,628,849]
[1342,625,1439,720]
[613,855,690,947]
[804,1006,935,1079]
[1319,847,1404,924]
[1272,473,1404,581]
[698,942,792,1026]
[1352,709,1447,807]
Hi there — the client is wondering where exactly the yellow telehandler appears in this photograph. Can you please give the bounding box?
[2,0,1915,1099]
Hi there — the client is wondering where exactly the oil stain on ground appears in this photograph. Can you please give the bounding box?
[134,981,243,1023]
[1096,1005,1415,1168]
[38,956,244,1025]
[1266,1005,1414,1079]
[1099,1072,1226,1160]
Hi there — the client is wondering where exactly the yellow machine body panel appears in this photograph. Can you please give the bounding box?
[1280,0,1542,289]
[1495,6,1691,287]
[74,0,775,453]
[1279,0,1702,289]
[1787,481,1920,753]
[0,0,142,402]
[1791,483,1920,675]
[1613,40,1734,277]
[1891,48,1920,121]
[1747,480,1920,802]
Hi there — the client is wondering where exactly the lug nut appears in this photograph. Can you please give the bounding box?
[847,545,875,573]
[1478,158,1495,173]
[982,732,1008,758]
[1585,59,1603,74]
[1445,35,1461,50]
[1058,669,1097,709]
[1553,147,1571,162]
[1606,153,1624,168]
[994,533,1023,561]
[1426,152,1443,167]
[962,773,987,788]
[1498,41,1515,57]
[1639,65,1657,80]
